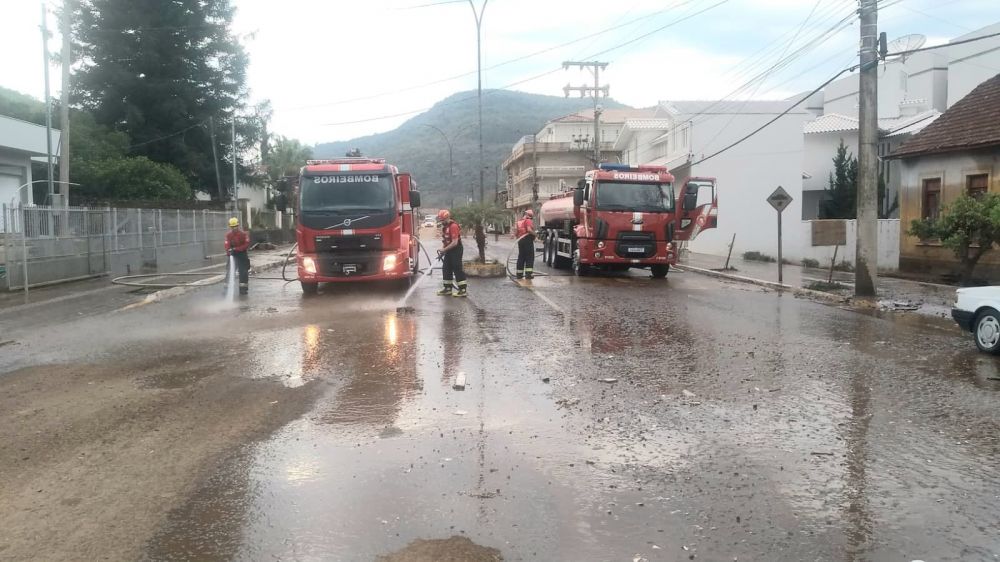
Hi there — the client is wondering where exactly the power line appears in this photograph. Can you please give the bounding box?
[126,121,206,150]
[285,0,708,112]
[692,66,853,166]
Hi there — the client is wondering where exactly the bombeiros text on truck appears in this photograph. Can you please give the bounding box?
[283,156,422,294]
[539,163,717,277]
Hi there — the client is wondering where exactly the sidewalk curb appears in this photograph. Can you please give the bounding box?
[675,264,852,305]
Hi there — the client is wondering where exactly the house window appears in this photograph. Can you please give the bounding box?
[967,174,988,198]
[922,178,941,220]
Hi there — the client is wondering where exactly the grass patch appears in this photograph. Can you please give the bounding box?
[800,258,821,268]
[806,281,848,292]
[743,251,776,263]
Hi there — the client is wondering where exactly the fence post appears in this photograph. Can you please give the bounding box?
[138,210,143,251]
[22,208,29,295]
[112,207,118,252]
[158,209,163,248]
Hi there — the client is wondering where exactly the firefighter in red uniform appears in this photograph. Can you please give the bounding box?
[515,209,536,279]
[436,209,468,297]
[225,217,251,295]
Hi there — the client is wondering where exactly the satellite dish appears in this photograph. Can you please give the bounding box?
[888,34,926,62]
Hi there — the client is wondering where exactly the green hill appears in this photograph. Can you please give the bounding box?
[313,89,626,208]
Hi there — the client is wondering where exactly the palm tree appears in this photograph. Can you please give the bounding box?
[265,136,313,183]
[450,202,510,262]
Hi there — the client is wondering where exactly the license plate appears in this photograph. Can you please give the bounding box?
[343,264,357,274]
[628,247,645,253]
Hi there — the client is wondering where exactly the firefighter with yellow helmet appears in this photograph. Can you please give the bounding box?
[224,217,251,295]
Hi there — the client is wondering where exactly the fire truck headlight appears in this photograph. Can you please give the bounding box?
[666,242,674,252]
[594,251,603,259]
[303,257,317,274]
[383,254,398,272]
[597,241,605,249]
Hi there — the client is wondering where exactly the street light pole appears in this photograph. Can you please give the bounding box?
[422,124,453,180]
[467,0,488,203]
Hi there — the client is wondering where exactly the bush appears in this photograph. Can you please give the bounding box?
[742,251,776,263]
[806,281,848,292]
[75,156,192,201]
[832,261,855,272]
[800,258,821,268]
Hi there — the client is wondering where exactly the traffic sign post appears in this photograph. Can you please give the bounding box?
[766,186,793,284]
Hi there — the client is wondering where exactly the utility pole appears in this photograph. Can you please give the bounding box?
[41,2,55,204]
[467,0,488,203]
[563,61,609,166]
[231,118,239,216]
[209,116,223,202]
[58,0,72,208]
[856,0,878,297]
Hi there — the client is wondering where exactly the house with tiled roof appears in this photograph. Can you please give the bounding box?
[891,72,1000,277]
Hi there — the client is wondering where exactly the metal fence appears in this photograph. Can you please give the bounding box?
[1,205,234,291]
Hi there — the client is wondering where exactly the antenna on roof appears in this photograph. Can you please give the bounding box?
[888,34,926,62]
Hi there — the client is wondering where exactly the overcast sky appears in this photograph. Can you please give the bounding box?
[1,0,994,144]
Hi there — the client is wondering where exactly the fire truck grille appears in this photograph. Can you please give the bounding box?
[615,232,656,259]
[315,234,383,253]
[315,252,382,277]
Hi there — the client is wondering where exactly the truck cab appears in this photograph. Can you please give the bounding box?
[294,157,421,294]
[540,163,717,278]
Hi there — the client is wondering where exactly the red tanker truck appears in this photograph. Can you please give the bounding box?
[539,163,717,277]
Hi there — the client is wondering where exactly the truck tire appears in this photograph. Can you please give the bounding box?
[651,264,670,278]
[300,281,319,295]
[975,308,1000,354]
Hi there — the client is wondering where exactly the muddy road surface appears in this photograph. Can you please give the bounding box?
[1,258,998,561]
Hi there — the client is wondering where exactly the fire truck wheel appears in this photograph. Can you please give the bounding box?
[572,250,589,277]
[300,281,319,295]
[651,264,670,279]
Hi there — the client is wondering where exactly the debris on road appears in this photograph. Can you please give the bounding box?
[682,389,696,398]
[541,376,550,383]
[454,410,468,416]
[599,377,618,383]
[453,372,466,391]
[555,397,579,409]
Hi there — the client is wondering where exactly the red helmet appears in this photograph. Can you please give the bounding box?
[437,209,451,221]
[524,209,534,218]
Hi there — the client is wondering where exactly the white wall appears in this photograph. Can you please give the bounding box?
[0,149,31,208]
[684,107,811,258]
[792,219,900,270]
[945,23,1000,106]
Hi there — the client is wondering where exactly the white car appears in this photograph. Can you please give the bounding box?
[422,219,436,228]
[953,286,1000,353]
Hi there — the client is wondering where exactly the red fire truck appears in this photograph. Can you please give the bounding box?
[539,163,717,277]
[293,157,422,294]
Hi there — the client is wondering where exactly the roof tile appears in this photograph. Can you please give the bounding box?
[892,73,1000,158]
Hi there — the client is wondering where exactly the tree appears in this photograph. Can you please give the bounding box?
[450,203,509,263]
[265,136,313,183]
[819,140,858,219]
[820,139,898,220]
[909,193,1000,285]
[72,0,251,198]
[75,156,191,200]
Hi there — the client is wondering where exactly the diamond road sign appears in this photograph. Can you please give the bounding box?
[767,186,793,213]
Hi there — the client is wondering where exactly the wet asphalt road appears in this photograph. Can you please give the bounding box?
[1,246,999,561]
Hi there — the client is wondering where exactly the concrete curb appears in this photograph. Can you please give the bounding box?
[675,264,852,305]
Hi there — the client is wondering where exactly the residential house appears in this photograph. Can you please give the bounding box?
[616,99,812,258]
[503,108,655,212]
[801,22,1000,220]
[801,107,940,220]
[892,72,1000,278]
[0,114,61,213]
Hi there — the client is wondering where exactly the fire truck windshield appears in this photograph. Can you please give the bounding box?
[595,181,674,212]
[299,174,395,213]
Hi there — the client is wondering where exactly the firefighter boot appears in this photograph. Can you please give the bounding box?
[437,283,453,296]
[239,283,248,295]
[452,281,468,298]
